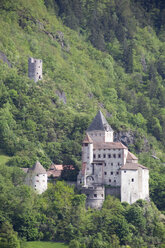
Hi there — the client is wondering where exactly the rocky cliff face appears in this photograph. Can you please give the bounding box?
[114,130,150,153]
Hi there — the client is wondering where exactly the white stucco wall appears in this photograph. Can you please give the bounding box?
[121,169,139,204]
[82,143,93,164]
[121,168,149,204]
[88,130,113,143]
[25,172,47,194]
[140,169,149,200]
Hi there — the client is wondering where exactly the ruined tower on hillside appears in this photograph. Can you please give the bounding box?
[28,57,42,82]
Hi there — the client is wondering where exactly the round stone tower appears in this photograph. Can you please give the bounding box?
[28,57,42,82]
[82,184,105,209]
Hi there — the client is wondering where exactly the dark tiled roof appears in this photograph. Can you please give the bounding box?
[120,163,148,170]
[83,133,93,143]
[93,142,127,149]
[87,110,113,132]
[30,161,47,174]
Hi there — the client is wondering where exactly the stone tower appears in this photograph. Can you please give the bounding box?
[28,57,42,82]
[25,161,47,194]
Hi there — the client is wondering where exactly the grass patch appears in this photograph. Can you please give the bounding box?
[0,150,11,165]
[26,241,68,248]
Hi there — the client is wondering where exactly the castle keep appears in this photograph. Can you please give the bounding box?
[77,111,149,208]
[28,57,42,82]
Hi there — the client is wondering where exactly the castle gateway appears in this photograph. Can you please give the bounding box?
[77,111,149,209]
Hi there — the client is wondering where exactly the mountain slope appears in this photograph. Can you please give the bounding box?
[0,0,164,208]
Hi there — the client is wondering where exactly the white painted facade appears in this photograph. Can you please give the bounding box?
[25,161,47,194]
[26,172,47,194]
[121,167,149,204]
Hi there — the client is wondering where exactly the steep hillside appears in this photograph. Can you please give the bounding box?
[0,0,164,208]
[0,1,165,247]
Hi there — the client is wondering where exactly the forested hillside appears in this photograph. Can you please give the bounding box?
[0,0,165,247]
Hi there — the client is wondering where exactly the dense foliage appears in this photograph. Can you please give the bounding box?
[0,0,165,247]
[0,163,164,247]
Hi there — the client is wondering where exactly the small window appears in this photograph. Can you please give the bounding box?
[93,154,96,159]
[111,172,113,175]
[118,154,121,158]
[101,194,103,197]
[103,154,106,158]
[36,180,39,182]
[124,170,126,173]
[94,194,97,197]
[111,163,113,166]
[108,154,111,158]
[118,163,120,166]
[109,179,111,182]
[98,154,101,158]
[113,154,116,158]
[87,194,89,197]
[43,175,45,176]
[85,143,88,146]
[116,172,119,175]
[132,178,134,182]
[43,180,45,182]
[114,180,116,183]
[105,163,106,166]
[104,172,107,175]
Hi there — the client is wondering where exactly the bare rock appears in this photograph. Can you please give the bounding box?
[0,51,12,67]
[56,90,67,104]
[114,130,150,152]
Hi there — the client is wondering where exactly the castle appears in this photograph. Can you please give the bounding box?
[77,111,149,209]
[28,57,42,82]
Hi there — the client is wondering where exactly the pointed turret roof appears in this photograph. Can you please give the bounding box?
[31,161,47,175]
[87,110,113,132]
[83,133,93,143]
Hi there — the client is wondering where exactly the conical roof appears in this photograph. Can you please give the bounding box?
[87,110,113,132]
[31,161,47,174]
[83,133,93,143]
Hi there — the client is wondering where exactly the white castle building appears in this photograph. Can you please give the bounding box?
[24,161,47,194]
[77,111,149,208]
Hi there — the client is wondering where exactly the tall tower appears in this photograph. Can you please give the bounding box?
[28,57,42,82]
